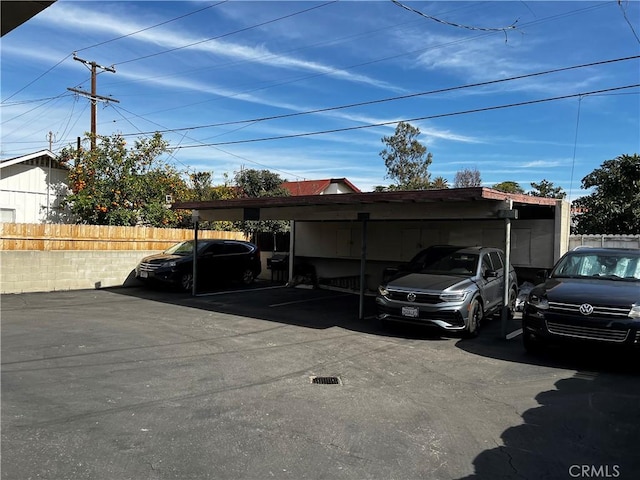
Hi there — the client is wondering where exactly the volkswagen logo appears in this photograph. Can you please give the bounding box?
[579,303,594,315]
[407,292,417,302]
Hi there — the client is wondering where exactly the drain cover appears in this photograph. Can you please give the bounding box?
[310,376,341,385]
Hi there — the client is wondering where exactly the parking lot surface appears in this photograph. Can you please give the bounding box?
[2,284,639,479]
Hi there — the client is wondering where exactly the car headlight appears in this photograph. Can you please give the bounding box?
[439,291,468,302]
[162,261,178,268]
[378,285,389,297]
[628,304,640,319]
[527,293,549,310]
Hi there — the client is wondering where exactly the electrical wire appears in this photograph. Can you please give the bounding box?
[170,84,639,149]
[116,55,639,137]
[75,1,229,53]
[114,1,338,66]
[107,3,614,125]
[391,0,518,34]
[617,0,640,44]
[109,104,303,181]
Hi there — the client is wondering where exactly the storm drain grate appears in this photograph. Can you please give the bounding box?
[310,376,341,385]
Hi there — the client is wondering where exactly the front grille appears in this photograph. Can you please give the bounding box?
[548,301,630,318]
[138,262,161,272]
[387,290,440,304]
[546,321,630,343]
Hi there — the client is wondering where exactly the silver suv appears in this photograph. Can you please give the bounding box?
[376,245,518,337]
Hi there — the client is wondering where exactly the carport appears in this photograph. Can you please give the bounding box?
[173,187,570,337]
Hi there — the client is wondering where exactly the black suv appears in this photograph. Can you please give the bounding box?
[522,247,640,352]
[136,239,261,291]
[376,245,518,337]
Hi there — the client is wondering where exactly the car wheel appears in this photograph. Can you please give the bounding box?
[180,273,193,292]
[241,268,255,285]
[464,298,483,338]
[522,329,542,354]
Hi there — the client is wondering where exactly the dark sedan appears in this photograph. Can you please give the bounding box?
[136,239,261,291]
[522,247,640,352]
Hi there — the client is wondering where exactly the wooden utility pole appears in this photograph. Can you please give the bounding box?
[67,54,119,150]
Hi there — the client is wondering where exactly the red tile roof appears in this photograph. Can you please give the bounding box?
[281,178,361,196]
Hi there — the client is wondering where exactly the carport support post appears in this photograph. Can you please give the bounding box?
[501,200,513,339]
[358,213,369,321]
[192,210,199,296]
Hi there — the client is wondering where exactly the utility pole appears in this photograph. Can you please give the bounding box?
[67,53,119,150]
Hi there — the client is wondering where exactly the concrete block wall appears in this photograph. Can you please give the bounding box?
[1,250,158,294]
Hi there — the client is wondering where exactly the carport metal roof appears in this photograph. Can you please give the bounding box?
[173,187,558,222]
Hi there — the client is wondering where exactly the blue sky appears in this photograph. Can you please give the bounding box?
[1,1,639,199]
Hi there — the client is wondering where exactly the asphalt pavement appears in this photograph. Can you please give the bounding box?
[2,284,639,480]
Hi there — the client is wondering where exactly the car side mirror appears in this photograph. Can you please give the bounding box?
[485,269,498,278]
[536,269,549,281]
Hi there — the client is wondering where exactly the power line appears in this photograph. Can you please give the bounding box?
[114,1,339,66]
[0,2,229,105]
[109,104,304,181]
[391,0,518,34]
[171,84,639,149]
[76,1,230,53]
[117,55,639,137]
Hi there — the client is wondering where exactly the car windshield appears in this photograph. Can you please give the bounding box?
[163,241,210,256]
[410,251,479,275]
[552,252,640,280]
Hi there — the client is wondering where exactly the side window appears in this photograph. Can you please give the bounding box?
[203,243,225,255]
[224,243,250,255]
[489,252,503,271]
[481,255,492,276]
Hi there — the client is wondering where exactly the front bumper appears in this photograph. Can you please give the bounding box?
[523,305,640,348]
[136,266,181,285]
[375,295,468,331]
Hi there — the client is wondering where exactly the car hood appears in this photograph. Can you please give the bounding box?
[539,278,640,306]
[140,253,190,264]
[385,273,474,292]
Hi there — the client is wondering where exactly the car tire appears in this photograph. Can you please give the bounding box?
[241,268,255,285]
[522,329,542,354]
[180,273,193,292]
[464,298,483,338]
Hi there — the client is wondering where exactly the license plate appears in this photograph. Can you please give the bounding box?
[402,306,419,318]
[140,271,148,278]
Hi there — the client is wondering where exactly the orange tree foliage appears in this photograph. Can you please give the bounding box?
[58,133,188,227]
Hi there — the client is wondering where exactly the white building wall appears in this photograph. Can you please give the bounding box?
[0,164,70,223]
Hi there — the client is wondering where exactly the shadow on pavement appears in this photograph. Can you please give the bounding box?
[457,368,640,479]
[455,319,640,479]
[107,283,450,341]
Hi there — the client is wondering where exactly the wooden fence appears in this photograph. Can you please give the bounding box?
[0,223,246,251]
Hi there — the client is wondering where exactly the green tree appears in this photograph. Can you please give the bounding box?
[58,132,187,227]
[492,181,524,194]
[233,169,290,238]
[431,176,449,189]
[572,154,640,234]
[379,122,432,190]
[184,171,237,230]
[528,179,566,199]
[454,168,482,188]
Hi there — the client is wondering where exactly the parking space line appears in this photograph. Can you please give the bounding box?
[196,285,286,297]
[269,293,352,308]
[506,328,523,340]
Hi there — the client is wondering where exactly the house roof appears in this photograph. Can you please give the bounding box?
[281,178,361,196]
[0,150,68,170]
